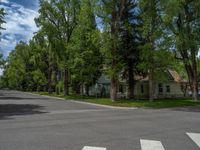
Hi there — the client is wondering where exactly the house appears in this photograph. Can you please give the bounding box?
[88,75,111,97]
[133,70,187,99]
[88,69,187,99]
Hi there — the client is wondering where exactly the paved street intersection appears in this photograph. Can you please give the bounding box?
[0,90,200,150]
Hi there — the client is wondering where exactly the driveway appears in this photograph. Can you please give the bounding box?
[0,90,199,150]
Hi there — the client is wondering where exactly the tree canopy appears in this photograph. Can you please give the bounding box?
[1,0,200,101]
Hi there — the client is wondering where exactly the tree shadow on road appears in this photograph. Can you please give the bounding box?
[0,104,47,120]
[0,96,52,100]
[170,106,200,113]
[0,97,36,100]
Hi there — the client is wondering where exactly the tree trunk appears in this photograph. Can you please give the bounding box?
[64,68,69,96]
[80,83,84,96]
[149,68,154,101]
[192,50,198,100]
[56,87,59,95]
[48,67,52,94]
[109,1,119,102]
[191,65,198,100]
[183,61,198,100]
[73,82,81,95]
[127,59,134,99]
[192,79,198,100]
[178,7,199,100]
[85,84,89,96]
[54,70,58,95]
[110,76,117,101]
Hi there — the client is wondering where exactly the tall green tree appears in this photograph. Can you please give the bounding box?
[35,0,80,95]
[98,0,127,101]
[69,0,102,95]
[3,42,31,90]
[2,37,49,91]
[139,0,174,101]
[119,0,142,99]
[29,33,49,91]
[161,0,200,100]
[139,0,160,101]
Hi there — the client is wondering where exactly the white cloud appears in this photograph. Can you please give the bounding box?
[0,0,38,57]
[1,0,9,4]
[0,38,16,55]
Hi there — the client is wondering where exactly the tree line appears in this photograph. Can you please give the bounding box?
[1,0,200,101]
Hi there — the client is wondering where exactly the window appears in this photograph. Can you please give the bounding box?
[166,85,170,93]
[141,84,144,94]
[158,83,163,93]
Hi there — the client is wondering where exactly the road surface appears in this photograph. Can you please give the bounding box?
[0,90,200,150]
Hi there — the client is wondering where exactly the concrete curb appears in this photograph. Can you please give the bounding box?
[24,91,138,110]
[70,100,138,110]
[24,92,65,100]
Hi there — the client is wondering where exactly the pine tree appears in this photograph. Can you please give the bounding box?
[119,0,142,99]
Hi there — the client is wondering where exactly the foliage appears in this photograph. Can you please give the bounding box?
[69,0,102,89]
[160,0,200,100]
[35,0,81,95]
[2,0,200,101]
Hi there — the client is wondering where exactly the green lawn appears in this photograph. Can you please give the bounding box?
[35,92,200,108]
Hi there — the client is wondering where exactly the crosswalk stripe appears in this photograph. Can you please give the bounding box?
[82,146,106,150]
[187,132,200,148]
[140,139,165,150]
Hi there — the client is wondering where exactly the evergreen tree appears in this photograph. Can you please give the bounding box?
[119,0,142,99]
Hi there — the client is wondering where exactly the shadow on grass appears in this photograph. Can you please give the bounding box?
[0,104,46,120]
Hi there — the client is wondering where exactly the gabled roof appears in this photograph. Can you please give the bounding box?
[134,75,149,81]
[168,69,183,82]
[97,74,110,84]
[97,69,185,85]
[134,69,185,83]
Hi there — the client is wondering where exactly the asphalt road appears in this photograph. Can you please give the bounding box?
[0,90,200,150]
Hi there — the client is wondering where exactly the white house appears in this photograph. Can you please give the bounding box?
[88,70,188,99]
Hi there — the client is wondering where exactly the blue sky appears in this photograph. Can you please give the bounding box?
[0,0,39,58]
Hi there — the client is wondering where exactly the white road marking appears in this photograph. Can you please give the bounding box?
[82,146,106,150]
[187,132,200,148]
[140,139,165,150]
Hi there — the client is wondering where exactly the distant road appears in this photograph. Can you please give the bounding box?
[0,90,200,150]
